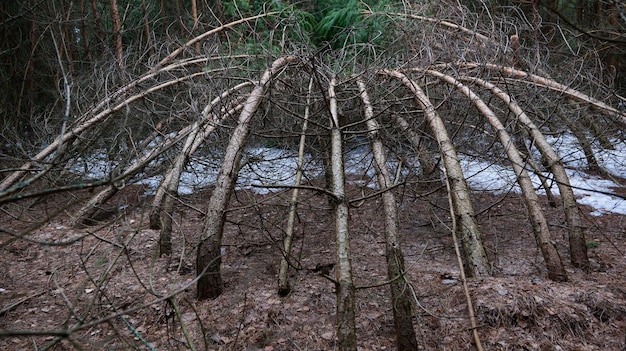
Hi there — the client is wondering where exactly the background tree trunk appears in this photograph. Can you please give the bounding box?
[141,0,153,56]
[79,0,93,63]
[190,0,200,51]
[109,0,123,68]
[90,0,105,53]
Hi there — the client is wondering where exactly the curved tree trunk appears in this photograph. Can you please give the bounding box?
[72,184,120,227]
[443,63,626,125]
[155,126,202,255]
[0,69,209,198]
[467,76,590,270]
[328,77,357,351]
[424,69,567,281]
[358,79,419,350]
[551,102,601,173]
[152,101,246,254]
[196,56,297,300]
[577,107,615,150]
[515,132,558,207]
[149,82,251,230]
[381,69,491,277]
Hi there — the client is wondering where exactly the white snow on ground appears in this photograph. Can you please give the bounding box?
[77,135,625,216]
[461,137,626,216]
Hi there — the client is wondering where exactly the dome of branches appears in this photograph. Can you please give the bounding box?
[1,1,625,350]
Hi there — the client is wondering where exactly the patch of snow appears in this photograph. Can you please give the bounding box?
[460,135,625,216]
[71,134,625,216]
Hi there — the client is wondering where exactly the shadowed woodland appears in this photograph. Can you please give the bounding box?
[1,1,626,350]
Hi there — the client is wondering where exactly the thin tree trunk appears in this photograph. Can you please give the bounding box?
[506,122,557,207]
[519,140,558,207]
[62,0,77,74]
[72,185,120,227]
[424,69,567,281]
[381,69,491,277]
[196,56,297,300]
[553,106,599,172]
[176,0,184,37]
[278,77,313,296]
[160,0,167,34]
[27,10,36,118]
[158,192,174,255]
[328,77,357,351]
[388,114,440,186]
[151,125,202,233]
[357,79,419,349]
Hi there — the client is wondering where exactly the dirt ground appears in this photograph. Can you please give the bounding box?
[1,182,625,351]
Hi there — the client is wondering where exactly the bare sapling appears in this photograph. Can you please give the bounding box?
[328,77,357,351]
[277,77,314,296]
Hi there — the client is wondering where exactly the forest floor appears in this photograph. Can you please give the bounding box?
[1,181,625,351]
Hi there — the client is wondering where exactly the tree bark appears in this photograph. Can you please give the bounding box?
[278,77,313,297]
[158,192,174,255]
[329,77,357,351]
[109,0,123,68]
[357,79,419,350]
